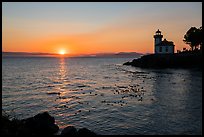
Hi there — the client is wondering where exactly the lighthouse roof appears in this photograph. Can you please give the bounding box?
[156,29,161,33]
[155,39,174,46]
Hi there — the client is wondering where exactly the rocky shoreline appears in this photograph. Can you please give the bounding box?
[2,111,97,136]
[123,52,202,68]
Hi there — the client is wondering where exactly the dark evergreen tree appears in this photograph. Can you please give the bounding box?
[183,26,202,51]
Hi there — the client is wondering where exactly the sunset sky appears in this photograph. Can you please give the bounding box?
[2,2,202,55]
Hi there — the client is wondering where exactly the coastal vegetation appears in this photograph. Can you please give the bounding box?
[183,26,202,51]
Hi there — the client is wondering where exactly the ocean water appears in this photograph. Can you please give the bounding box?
[2,57,202,135]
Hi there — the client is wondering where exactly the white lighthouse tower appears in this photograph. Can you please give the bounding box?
[154,29,163,53]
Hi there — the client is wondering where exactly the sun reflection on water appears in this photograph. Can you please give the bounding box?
[59,57,66,81]
[56,57,68,102]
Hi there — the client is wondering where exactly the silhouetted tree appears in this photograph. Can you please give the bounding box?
[183,26,202,51]
[198,26,202,51]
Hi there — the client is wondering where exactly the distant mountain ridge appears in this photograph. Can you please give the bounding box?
[2,52,143,58]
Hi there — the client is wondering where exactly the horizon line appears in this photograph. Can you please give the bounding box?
[2,51,147,54]
[2,51,146,58]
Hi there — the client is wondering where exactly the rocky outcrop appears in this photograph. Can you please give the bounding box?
[20,112,59,135]
[61,126,77,135]
[77,128,97,136]
[60,126,97,136]
[2,112,59,135]
[2,111,97,135]
[123,52,202,68]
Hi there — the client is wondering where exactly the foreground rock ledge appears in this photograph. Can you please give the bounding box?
[123,52,202,68]
[2,111,97,135]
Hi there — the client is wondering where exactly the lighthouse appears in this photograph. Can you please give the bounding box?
[153,29,175,54]
[154,29,163,46]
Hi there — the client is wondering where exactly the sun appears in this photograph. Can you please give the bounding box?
[59,49,66,55]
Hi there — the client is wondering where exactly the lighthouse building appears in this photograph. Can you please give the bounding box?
[154,29,175,54]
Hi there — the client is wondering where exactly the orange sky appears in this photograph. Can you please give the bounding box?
[2,2,202,55]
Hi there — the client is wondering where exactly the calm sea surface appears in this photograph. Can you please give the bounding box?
[2,57,202,135]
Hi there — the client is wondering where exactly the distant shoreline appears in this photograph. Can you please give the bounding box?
[2,51,143,58]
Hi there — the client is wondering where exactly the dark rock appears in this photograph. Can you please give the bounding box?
[21,112,59,135]
[123,61,131,65]
[2,115,11,127]
[77,128,97,136]
[2,114,23,136]
[61,126,77,136]
[2,115,14,135]
[2,111,98,136]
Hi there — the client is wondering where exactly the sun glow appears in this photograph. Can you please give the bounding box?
[59,49,66,55]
